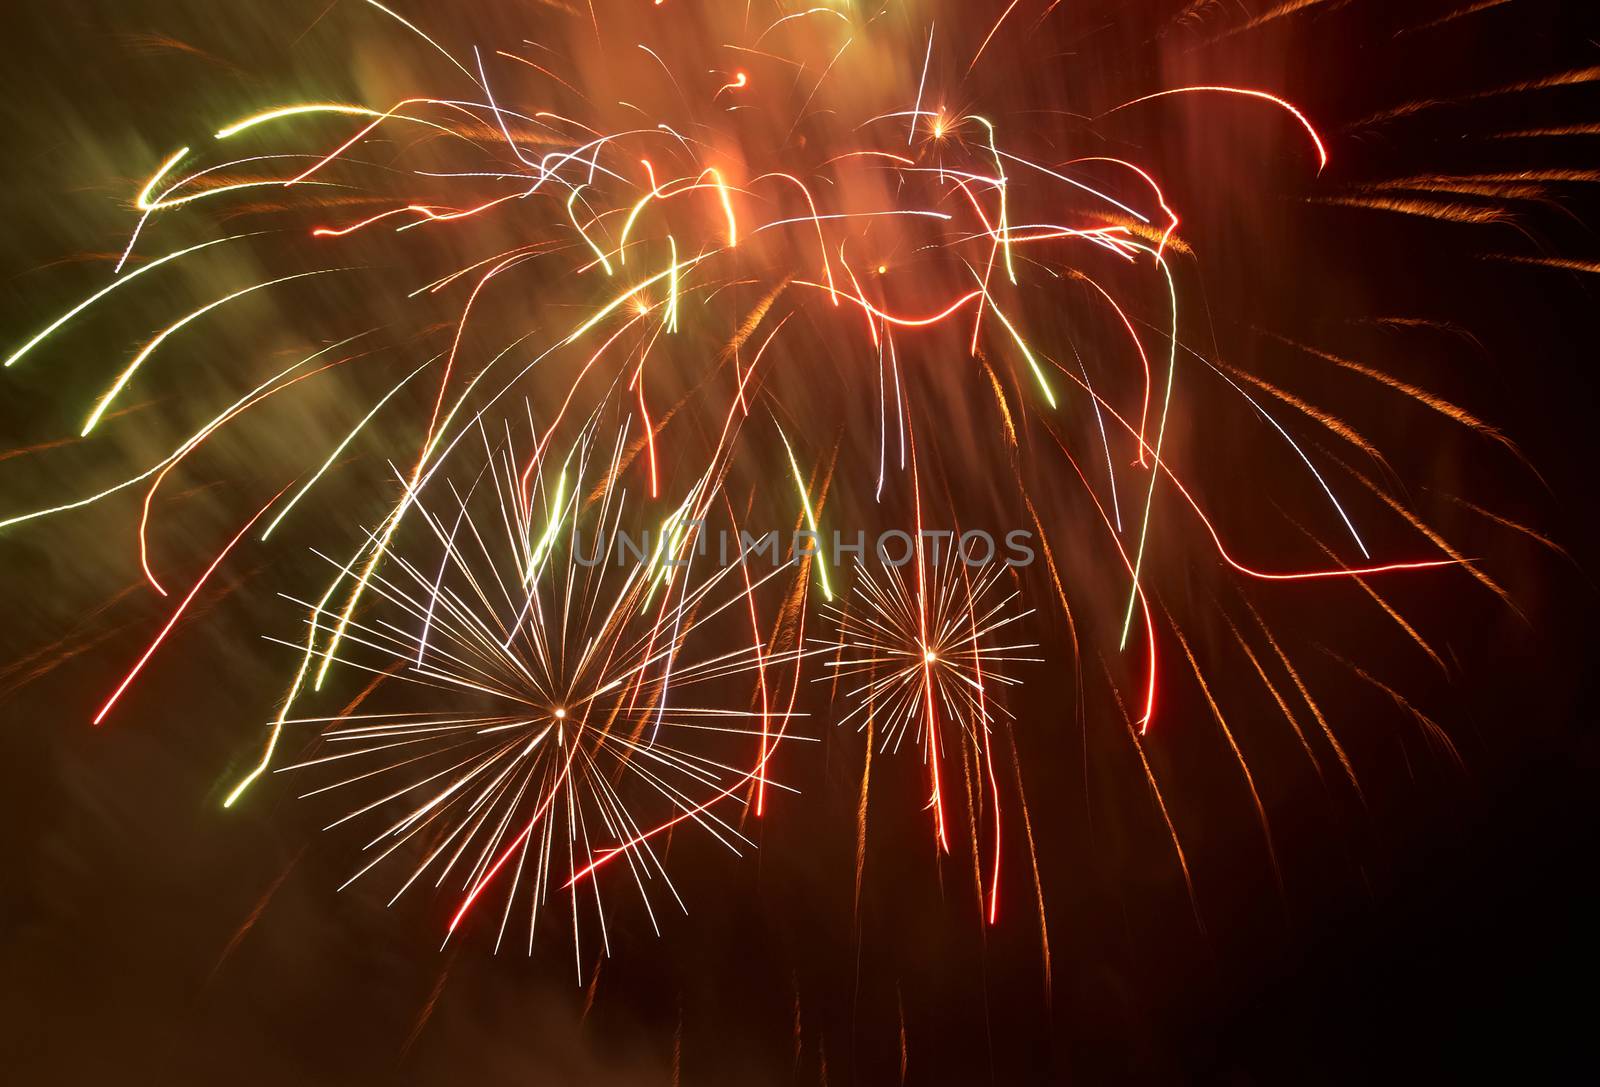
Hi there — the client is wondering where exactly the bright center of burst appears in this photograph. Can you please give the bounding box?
[554,707,567,720]
[923,649,938,664]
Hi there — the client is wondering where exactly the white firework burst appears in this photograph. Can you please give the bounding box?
[816,547,1038,861]
[270,417,811,965]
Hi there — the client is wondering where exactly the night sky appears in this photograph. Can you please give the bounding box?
[2,2,1598,1083]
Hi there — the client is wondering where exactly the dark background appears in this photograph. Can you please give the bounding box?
[2,1,1597,1083]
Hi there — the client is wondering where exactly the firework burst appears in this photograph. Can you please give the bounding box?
[272,416,812,958]
[818,551,1039,921]
[0,0,1582,975]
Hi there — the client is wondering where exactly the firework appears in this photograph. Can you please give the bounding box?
[818,551,1039,921]
[0,0,1569,964]
[272,416,814,958]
